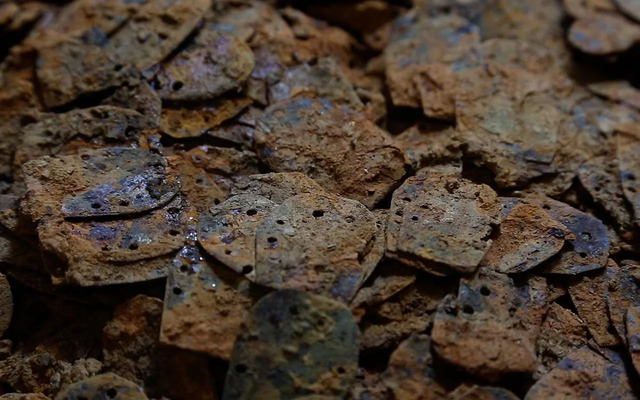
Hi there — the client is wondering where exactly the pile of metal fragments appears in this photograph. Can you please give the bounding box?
[2,0,640,398]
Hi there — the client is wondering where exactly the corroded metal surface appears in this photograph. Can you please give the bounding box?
[254,193,380,302]
[223,290,359,400]
[387,172,500,275]
[1,1,640,398]
[160,246,257,360]
[255,96,406,209]
[54,373,148,400]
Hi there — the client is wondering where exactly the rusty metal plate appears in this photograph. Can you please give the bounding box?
[605,260,640,342]
[207,122,255,147]
[198,194,276,279]
[208,1,295,105]
[35,38,128,109]
[102,77,162,127]
[350,261,416,313]
[432,269,548,381]
[394,122,461,172]
[112,0,211,72]
[386,172,500,275]
[167,152,228,213]
[184,145,263,191]
[255,96,406,209]
[223,289,359,400]
[481,38,563,75]
[208,0,295,64]
[568,12,640,55]
[54,373,148,400]
[360,275,456,351]
[279,7,357,67]
[268,57,363,111]
[254,192,380,302]
[22,147,179,220]
[103,295,163,387]
[568,261,620,347]
[382,334,448,399]
[525,347,636,399]
[36,0,211,107]
[0,394,51,400]
[588,80,640,110]
[24,0,141,50]
[160,246,258,360]
[35,198,187,286]
[14,107,147,174]
[617,132,640,228]
[455,64,568,188]
[526,196,610,275]
[57,199,187,262]
[303,1,399,52]
[231,172,325,204]
[479,0,566,46]
[0,110,41,180]
[361,209,387,288]
[578,155,635,231]
[535,303,588,378]
[154,30,254,101]
[160,97,252,139]
[385,11,481,118]
[625,305,640,375]
[481,203,571,274]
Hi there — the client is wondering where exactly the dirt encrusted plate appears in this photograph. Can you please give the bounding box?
[198,194,276,279]
[14,107,149,174]
[617,132,640,227]
[23,147,179,220]
[254,193,380,302]
[535,303,588,377]
[386,171,501,275]
[625,305,640,375]
[54,373,148,400]
[160,97,252,139]
[385,9,482,118]
[481,203,571,274]
[525,347,636,399]
[394,122,461,172]
[21,147,188,286]
[455,64,571,188]
[432,269,548,381]
[605,260,640,342]
[223,289,360,400]
[382,334,449,399]
[231,172,326,204]
[567,261,620,347]
[154,30,255,101]
[160,246,257,360]
[568,12,640,55]
[525,196,610,275]
[578,155,636,231]
[38,197,188,286]
[102,295,163,387]
[255,96,406,209]
[2,0,640,398]
[359,273,456,351]
[36,0,212,108]
[268,57,363,111]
